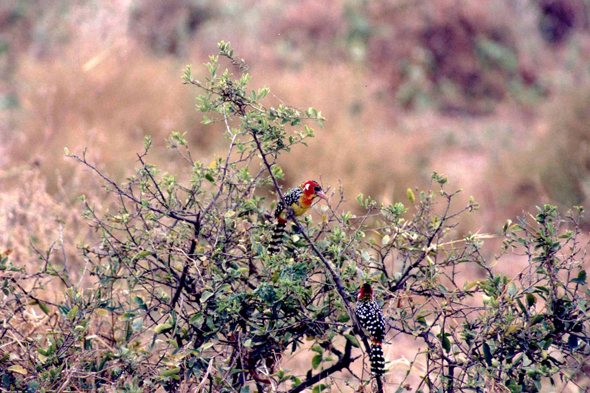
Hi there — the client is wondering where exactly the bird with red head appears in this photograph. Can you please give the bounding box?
[356,283,387,376]
[268,180,328,254]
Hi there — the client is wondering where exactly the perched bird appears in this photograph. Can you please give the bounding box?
[356,283,386,376]
[268,180,328,254]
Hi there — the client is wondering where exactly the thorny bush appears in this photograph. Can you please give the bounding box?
[1,42,590,393]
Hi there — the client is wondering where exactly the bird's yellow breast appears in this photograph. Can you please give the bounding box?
[279,195,314,220]
[289,202,310,217]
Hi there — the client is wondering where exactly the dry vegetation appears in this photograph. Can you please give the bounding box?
[2,0,590,392]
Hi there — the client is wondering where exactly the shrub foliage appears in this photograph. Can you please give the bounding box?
[1,42,590,393]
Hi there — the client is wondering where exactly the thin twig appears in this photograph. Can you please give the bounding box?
[193,358,214,393]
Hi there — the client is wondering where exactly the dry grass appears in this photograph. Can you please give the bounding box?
[0,168,90,292]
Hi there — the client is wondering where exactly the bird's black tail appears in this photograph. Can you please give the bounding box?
[370,343,386,376]
[268,221,287,254]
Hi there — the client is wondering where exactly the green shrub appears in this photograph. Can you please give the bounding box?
[1,42,589,393]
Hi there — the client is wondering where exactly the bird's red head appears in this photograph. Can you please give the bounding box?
[358,283,374,301]
[301,180,328,202]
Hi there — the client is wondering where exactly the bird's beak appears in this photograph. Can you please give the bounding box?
[316,191,328,202]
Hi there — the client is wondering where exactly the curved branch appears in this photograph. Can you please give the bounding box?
[286,340,357,393]
[251,132,384,393]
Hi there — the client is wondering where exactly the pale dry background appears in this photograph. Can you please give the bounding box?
[2,0,590,391]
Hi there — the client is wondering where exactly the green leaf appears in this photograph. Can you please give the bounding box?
[504,325,520,335]
[67,305,79,321]
[337,313,350,323]
[135,250,152,259]
[201,291,213,303]
[442,335,451,353]
[542,338,553,350]
[507,282,517,298]
[236,267,249,276]
[432,171,448,185]
[572,270,587,285]
[38,301,51,316]
[199,342,214,351]
[529,314,544,327]
[503,219,512,234]
[312,384,328,393]
[507,383,523,393]
[526,293,536,308]
[311,345,323,354]
[8,365,27,375]
[516,298,527,314]
[344,334,360,348]
[416,315,427,326]
[154,323,173,334]
[311,354,322,370]
[118,312,135,322]
[132,318,143,332]
[271,164,284,179]
[26,380,39,393]
[464,281,480,290]
[482,342,492,366]
[160,367,181,377]
[406,188,415,203]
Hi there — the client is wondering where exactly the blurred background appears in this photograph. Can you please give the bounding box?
[2,1,590,390]
[2,0,590,272]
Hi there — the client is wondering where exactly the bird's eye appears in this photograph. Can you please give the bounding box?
[314,186,320,192]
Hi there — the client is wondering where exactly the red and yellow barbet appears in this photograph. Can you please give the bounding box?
[268,180,328,255]
[355,283,387,376]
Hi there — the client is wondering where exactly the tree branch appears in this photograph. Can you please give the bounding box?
[286,340,357,393]
[170,213,200,309]
[251,132,384,393]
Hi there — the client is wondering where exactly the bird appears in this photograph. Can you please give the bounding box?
[268,180,328,255]
[355,283,387,376]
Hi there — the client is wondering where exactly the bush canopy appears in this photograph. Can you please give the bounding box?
[2,42,590,393]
